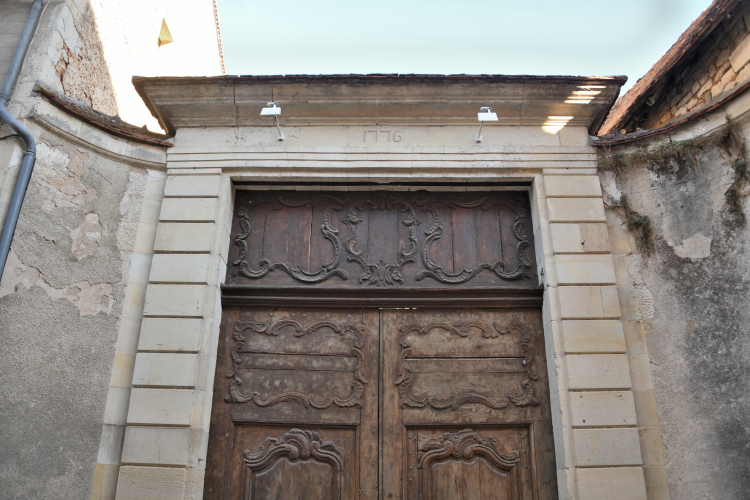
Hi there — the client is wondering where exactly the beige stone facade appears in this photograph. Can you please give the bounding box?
[1,1,748,500]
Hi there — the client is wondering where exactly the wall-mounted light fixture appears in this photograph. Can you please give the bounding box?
[260,102,285,140]
[474,106,497,142]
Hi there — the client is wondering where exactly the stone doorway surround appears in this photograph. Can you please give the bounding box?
[104,75,649,500]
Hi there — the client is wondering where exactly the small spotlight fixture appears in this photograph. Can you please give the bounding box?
[474,106,498,143]
[260,102,285,140]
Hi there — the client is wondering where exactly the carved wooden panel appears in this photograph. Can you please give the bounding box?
[380,308,557,499]
[226,190,538,289]
[409,427,534,500]
[239,428,348,499]
[395,313,539,411]
[205,307,379,500]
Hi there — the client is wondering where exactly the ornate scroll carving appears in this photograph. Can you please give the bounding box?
[418,429,519,470]
[233,195,348,283]
[243,429,343,500]
[415,195,532,284]
[395,321,539,410]
[344,192,420,286]
[243,429,344,471]
[225,319,367,408]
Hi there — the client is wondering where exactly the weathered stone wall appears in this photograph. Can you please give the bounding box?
[625,2,750,132]
[0,129,159,499]
[0,3,168,499]
[599,113,750,499]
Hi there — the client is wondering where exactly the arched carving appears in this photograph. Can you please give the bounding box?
[418,428,519,470]
[243,429,343,500]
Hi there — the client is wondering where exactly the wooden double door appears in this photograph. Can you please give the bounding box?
[205,306,557,499]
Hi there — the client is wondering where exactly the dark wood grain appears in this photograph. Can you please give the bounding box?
[227,190,538,289]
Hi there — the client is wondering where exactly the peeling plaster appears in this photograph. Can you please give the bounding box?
[34,141,97,212]
[0,249,112,316]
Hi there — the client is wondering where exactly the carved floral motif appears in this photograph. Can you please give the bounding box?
[225,319,367,408]
[395,321,539,410]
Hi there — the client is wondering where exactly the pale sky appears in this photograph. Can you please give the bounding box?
[216,0,712,95]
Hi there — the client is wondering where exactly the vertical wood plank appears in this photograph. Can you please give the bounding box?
[451,207,478,272]
[287,204,313,273]
[246,204,267,268]
[476,204,502,266]
[498,204,520,275]
[262,206,290,263]
[309,202,335,272]
[380,310,405,500]
[360,308,379,500]
[430,205,454,273]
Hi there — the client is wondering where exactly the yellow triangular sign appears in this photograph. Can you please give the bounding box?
[158,19,173,46]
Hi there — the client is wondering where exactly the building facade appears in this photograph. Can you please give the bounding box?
[0,1,748,499]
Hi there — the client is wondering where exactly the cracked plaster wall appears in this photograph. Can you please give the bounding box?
[601,118,750,499]
[0,126,152,499]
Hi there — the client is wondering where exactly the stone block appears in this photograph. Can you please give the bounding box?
[544,175,602,197]
[643,466,670,500]
[562,320,626,353]
[566,354,632,390]
[554,255,616,285]
[632,390,660,428]
[558,286,621,319]
[133,221,158,255]
[579,223,611,252]
[109,352,135,388]
[731,33,750,72]
[132,353,198,387]
[121,427,190,466]
[138,318,203,352]
[576,467,647,500]
[569,391,637,427]
[127,388,194,426]
[164,175,220,197]
[149,254,211,283]
[159,198,218,222]
[547,198,606,222]
[91,463,119,500]
[143,284,206,317]
[639,428,669,466]
[116,466,187,499]
[600,287,621,317]
[549,223,583,253]
[154,223,215,253]
[629,353,655,391]
[573,428,642,466]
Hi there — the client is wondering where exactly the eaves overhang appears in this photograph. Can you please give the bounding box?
[132,74,627,136]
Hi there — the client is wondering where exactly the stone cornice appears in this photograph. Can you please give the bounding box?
[133,74,625,136]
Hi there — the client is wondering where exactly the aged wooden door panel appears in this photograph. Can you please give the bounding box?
[380,308,557,500]
[204,307,379,499]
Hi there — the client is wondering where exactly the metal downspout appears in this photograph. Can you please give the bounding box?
[0,0,43,281]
